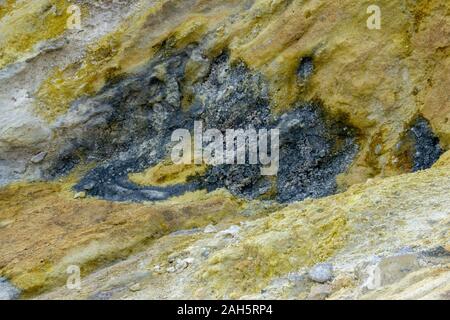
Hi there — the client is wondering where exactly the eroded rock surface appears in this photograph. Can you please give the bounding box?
[0,0,449,300]
[59,53,358,203]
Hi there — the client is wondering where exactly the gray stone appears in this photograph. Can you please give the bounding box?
[166,266,176,273]
[82,181,96,191]
[174,258,194,272]
[297,56,314,81]
[308,263,334,283]
[201,248,211,258]
[30,152,47,164]
[152,265,163,274]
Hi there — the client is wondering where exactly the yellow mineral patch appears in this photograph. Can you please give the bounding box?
[129,162,207,187]
[35,31,124,121]
[0,0,16,21]
[0,0,71,69]
[170,16,210,49]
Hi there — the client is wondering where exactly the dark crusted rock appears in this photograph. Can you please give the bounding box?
[297,56,314,81]
[64,51,197,201]
[421,246,450,258]
[202,164,274,200]
[192,53,271,131]
[46,49,357,203]
[200,103,358,203]
[191,54,358,202]
[409,117,443,172]
[275,105,358,202]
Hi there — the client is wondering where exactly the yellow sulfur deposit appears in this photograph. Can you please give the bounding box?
[129,162,207,187]
[0,0,71,69]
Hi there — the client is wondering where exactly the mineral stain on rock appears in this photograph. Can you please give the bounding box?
[55,51,359,203]
[409,117,443,172]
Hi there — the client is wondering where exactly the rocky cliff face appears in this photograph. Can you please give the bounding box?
[0,0,449,300]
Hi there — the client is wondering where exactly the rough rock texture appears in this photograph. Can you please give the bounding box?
[409,117,443,172]
[0,0,449,300]
[1,0,449,187]
[308,263,333,283]
[30,163,449,300]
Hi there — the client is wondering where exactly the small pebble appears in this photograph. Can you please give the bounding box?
[152,265,162,274]
[30,152,47,164]
[201,248,210,258]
